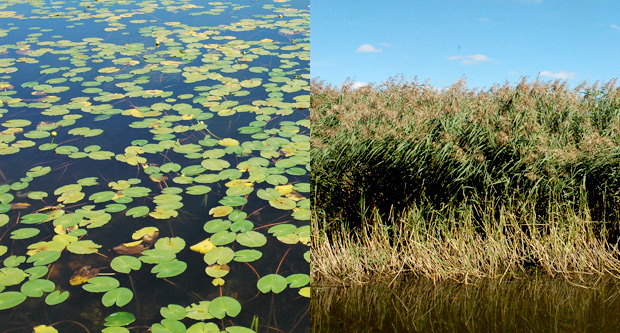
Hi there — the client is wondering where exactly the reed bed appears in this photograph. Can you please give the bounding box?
[311,76,620,284]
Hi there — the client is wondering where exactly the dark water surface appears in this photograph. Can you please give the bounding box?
[312,276,620,332]
[0,0,309,331]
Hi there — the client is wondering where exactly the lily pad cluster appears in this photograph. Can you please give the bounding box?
[0,0,309,331]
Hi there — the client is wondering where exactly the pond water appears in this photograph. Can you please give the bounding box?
[0,0,309,331]
[312,276,620,332]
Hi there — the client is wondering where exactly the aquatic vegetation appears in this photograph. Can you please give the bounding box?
[0,0,309,331]
[312,77,620,283]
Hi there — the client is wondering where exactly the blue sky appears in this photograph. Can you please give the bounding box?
[311,0,620,89]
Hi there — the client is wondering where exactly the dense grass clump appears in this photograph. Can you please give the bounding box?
[312,77,620,239]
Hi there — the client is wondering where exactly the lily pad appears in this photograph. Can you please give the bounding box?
[0,291,27,310]
[208,296,241,319]
[111,256,142,274]
[151,260,187,278]
[257,274,287,294]
[45,290,69,306]
[20,278,55,297]
[104,312,136,327]
[102,287,133,307]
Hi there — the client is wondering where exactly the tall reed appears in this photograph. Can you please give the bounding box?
[312,77,620,282]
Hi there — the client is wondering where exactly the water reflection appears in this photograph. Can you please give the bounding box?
[312,276,620,332]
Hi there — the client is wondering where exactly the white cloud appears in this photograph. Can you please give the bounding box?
[379,42,393,47]
[611,24,620,30]
[447,54,492,65]
[477,17,493,23]
[356,44,382,53]
[350,81,368,89]
[538,70,576,79]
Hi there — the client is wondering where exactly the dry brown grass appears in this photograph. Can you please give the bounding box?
[312,201,620,285]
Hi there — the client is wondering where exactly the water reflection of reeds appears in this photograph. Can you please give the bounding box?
[312,277,620,332]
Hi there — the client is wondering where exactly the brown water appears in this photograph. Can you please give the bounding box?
[312,276,620,332]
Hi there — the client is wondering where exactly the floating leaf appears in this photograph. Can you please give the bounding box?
[33,325,58,333]
[132,227,159,240]
[0,291,27,310]
[257,274,287,294]
[102,287,133,307]
[151,260,187,278]
[190,238,216,254]
[208,296,241,319]
[209,205,233,217]
[27,251,61,266]
[0,267,27,286]
[11,228,40,240]
[83,276,120,293]
[104,312,136,327]
[70,266,99,286]
[110,256,142,274]
[203,247,234,265]
[45,290,69,306]
[218,138,239,147]
[233,249,262,263]
[20,279,55,297]
[286,274,310,288]
[185,301,214,321]
[67,240,101,254]
[160,304,186,321]
[203,219,231,233]
[236,231,267,248]
[205,264,230,278]
[154,237,185,253]
[126,206,149,218]
[219,196,247,207]
[211,231,237,246]
[20,213,49,224]
[140,249,176,264]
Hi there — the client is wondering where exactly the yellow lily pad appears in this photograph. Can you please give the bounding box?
[190,238,216,254]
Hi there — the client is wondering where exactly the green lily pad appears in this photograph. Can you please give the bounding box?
[27,251,61,266]
[102,287,133,307]
[83,276,120,293]
[154,237,186,254]
[257,274,287,294]
[203,247,235,265]
[210,231,237,246]
[26,166,51,178]
[104,312,136,327]
[219,196,247,207]
[45,290,69,305]
[233,249,263,263]
[160,304,186,321]
[11,228,40,240]
[20,278,55,297]
[208,296,241,319]
[126,206,149,218]
[286,274,310,288]
[0,267,27,286]
[151,260,187,278]
[236,231,267,248]
[185,301,214,320]
[67,240,101,254]
[20,213,49,224]
[0,291,27,310]
[111,256,142,274]
[140,249,176,264]
[203,219,232,233]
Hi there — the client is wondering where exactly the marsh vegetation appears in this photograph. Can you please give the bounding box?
[311,77,620,285]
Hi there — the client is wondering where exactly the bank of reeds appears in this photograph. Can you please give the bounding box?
[311,77,620,284]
